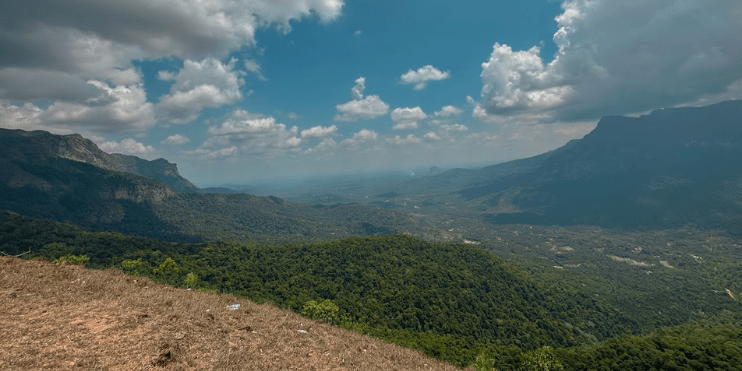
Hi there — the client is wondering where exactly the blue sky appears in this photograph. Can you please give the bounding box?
[1,0,741,185]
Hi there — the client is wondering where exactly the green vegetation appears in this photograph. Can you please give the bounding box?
[302,299,340,324]
[149,192,424,243]
[2,211,741,369]
[53,254,89,266]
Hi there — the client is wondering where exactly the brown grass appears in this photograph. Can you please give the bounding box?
[0,257,465,370]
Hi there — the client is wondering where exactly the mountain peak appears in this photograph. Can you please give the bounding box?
[0,128,199,193]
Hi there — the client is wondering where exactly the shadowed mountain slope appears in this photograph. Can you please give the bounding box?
[0,128,199,192]
[448,100,742,229]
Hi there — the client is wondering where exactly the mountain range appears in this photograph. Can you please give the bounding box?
[2,100,741,241]
[0,128,421,242]
[325,100,742,232]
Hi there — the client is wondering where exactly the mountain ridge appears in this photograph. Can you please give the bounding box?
[0,128,425,243]
[449,100,742,229]
[0,128,199,193]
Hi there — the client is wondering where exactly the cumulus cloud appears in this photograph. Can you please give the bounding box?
[158,58,244,123]
[301,125,337,138]
[202,109,301,156]
[305,138,337,153]
[0,80,155,134]
[0,0,343,65]
[386,134,422,146]
[0,0,344,133]
[434,105,463,117]
[440,124,468,132]
[424,132,441,141]
[335,77,389,122]
[98,138,157,157]
[340,128,379,148]
[476,0,742,123]
[391,107,427,130]
[188,146,239,161]
[161,134,190,145]
[349,129,378,142]
[400,65,450,90]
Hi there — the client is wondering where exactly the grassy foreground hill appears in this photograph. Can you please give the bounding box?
[0,256,462,370]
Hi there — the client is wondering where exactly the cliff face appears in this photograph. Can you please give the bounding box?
[54,132,199,193]
[0,128,188,229]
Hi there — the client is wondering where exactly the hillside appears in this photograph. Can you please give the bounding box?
[463,100,742,229]
[0,256,462,370]
[0,128,199,192]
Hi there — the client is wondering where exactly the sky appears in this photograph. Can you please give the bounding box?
[1,0,741,185]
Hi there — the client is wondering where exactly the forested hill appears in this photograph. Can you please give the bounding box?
[0,211,635,367]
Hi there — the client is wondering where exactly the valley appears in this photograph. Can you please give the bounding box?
[2,101,742,369]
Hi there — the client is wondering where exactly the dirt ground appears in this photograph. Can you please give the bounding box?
[0,257,464,370]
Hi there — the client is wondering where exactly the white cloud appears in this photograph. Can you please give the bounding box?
[386,134,422,146]
[349,129,378,142]
[0,80,155,135]
[424,132,441,140]
[161,134,190,145]
[335,77,389,122]
[301,125,337,138]
[391,106,427,130]
[441,124,468,132]
[158,57,244,123]
[305,138,337,153]
[400,65,450,90]
[476,0,742,123]
[98,138,157,157]
[434,105,463,117]
[480,43,573,114]
[188,146,239,160]
[202,109,301,156]
[340,128,378,148]
[244,59,267,81]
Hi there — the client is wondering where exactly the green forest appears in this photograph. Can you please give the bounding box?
[2,211,741,369]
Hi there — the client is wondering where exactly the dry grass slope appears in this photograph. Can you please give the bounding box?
[0,257,464,370]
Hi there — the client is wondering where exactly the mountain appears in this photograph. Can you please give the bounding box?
[0,128,423,242]
[428,100,742,230]
[0,128,199,192]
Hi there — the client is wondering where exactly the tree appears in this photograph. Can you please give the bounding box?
[302,299,340,324]
[121,258,142,275]
[522,346,564,371]
[185,272,198,289]
[54,254,90,266]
